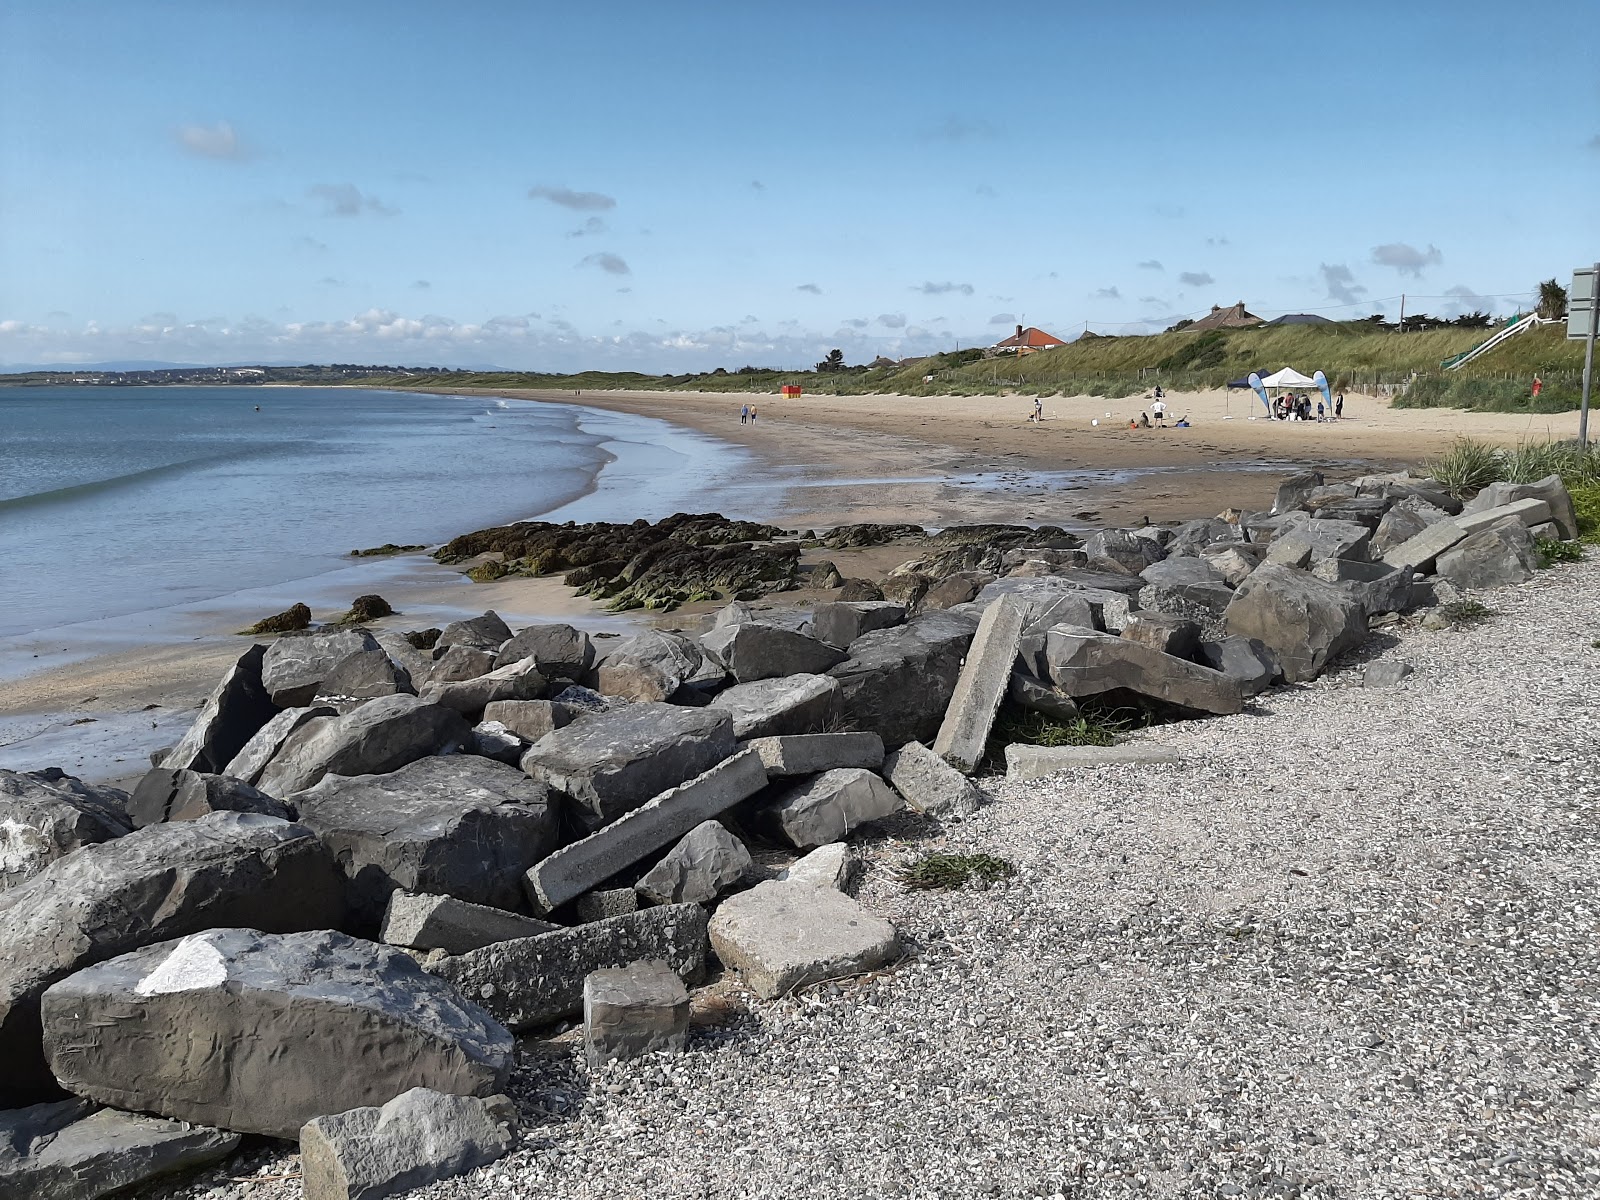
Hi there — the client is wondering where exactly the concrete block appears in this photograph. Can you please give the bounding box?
[740,732,885,776]
[582,962,690,1066]
[1003,743,1184,779]
[883,741,982,818]
[931,595,1024,774]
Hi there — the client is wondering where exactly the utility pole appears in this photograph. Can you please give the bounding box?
[1398,293,1405,333]
[1580,260,1597,447]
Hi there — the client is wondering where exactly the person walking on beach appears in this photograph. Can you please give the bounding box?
[740,404,749,425]
[749,404,757,424]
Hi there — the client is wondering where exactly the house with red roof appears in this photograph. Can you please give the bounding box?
[991,323,1067,356]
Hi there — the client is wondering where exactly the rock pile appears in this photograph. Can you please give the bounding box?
[0,467,1580,1198]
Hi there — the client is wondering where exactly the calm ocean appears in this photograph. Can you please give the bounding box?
[0,386,741,638]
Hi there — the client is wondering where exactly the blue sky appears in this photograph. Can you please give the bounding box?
[2,0,1596,371]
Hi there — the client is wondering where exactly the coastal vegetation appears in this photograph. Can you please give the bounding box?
[1427,437,1600,541]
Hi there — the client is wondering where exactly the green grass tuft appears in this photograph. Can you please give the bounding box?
[1536,537,1584,567]
[990,706,1127,749]
[1427,438,1507,496]
[896,853,1016,891]
[1440,599,1496,626]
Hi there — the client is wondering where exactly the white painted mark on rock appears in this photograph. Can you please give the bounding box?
[134,934,230,996]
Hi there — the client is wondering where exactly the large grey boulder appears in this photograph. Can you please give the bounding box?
[126,768,291,828]
[301,1088,517,1200]
[437,611,513,654]
[0,813,343,1107]
[290,755,560,927]
[593,630,725,702]
[753,768,903,850]
[1223,563,1368,683]
[883,741,982,818]
[812,601,905,648]
[700,622,846,683]
[976,576,1128,632]
[635,820,752,905]
[523,750,767,913]
[1435,522,1540,589]
[261,631,381,709]
[708,881,899,999]
[380,891,558,956]
[1197,636,1281,696]
[421,656,547,716]
[255,695,470,797]
[313,649,416,711]
[0,770,130,892]
[1167,517,1242,558]
[1371,502,1439,557]
[481,698,573,743]
[1138,556,1222,587]
[1044,629,1243,715]
[162,645,279,774]
[1200,542,1264,587]
[1119,611,1202,661]
[1309,558,1414,616]
[1268,515,1372,563]
[423,646,496,687]
[1082,528,1166,576]
[0,1099,239,1200]
[708,673,841,739]
[427,903,708,1032]
[42,929,513,1140]
[741,732,885,776]
[1134,581,1234,637]
[827,610,977,748]
[520,702,736,829]
[931,596,1023,774]
[498,622,595,681]
[1271,471,1323,514]
[221,704,336,786]
[1463,475,1578,540]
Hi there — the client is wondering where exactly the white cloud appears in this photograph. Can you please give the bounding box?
[529,185,616,211]
[567,217,608,238]
[1320,263,1367,304]
[1371,242,1442,277]
[177,121,247,160]
[877,313,907,328]
[309,184,397,217]
[916,281,973,296]
[579,252,630,275]
[1177,271,1213,288]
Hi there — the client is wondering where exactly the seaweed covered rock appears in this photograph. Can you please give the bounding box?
[338,594,395,624]
[241,603,311,636]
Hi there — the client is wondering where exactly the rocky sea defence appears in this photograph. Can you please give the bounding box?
[0,465,1591,1198]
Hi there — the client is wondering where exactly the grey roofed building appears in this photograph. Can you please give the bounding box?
[1264,313,1334,326]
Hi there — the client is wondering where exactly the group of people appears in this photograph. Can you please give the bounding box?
[1271,392,1343,422]
[1129,403,1190,430]
[738,403,758,424]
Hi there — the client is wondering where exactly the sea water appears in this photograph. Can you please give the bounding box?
[0,386,742,639]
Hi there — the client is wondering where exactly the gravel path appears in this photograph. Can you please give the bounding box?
[148,556,1600,1200]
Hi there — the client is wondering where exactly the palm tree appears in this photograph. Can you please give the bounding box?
[1536,278,1568,320]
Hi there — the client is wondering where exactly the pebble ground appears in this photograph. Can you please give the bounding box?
[145,555,1600,1200]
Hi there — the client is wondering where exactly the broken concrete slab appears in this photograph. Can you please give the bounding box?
[42,927,512,1139]
[1379,517,1468,573]
[1454,496,1553,536]
[300,1088,518,1200]
[523,750,767,913]
[1044,629,1244,715]
[708,673,842,739]
[752,767,903,850]
[427,903,708,1032]
[583,962,690,1067]
[740,732,885,776]
[1462,475,1578,540]
[380,891,560,956]
[883,741,982,819]
[708,881,899,999]
[777,842,861,893]
[1003,743,1184,779]
[931,595,1023,774]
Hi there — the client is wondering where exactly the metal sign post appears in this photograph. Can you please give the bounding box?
[1571,265,1597,446]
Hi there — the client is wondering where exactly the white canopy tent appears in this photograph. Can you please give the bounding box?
[1257,367,1317,389]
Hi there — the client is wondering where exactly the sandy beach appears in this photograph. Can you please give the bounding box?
[1,382,1579,785]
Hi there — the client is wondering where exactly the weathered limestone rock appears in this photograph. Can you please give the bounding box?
[290,755,560,927]
[1435,521,1539,589]
[883,741,983,818]
[0,813,344,1107]
[427,903,708,1032]
[708,673,842,739]
[313,650,415,711]
[42,929,513,1139]
[1197,636,1281,696]
[469,721,526,765]
[711,600,757,628]
[1200,542,1264,587]
[301,1088,518,1200]
[161,645,279,773]
[635,821,752,905]
[523,751,767,913]
[1139,556,1222,587]
[126,768,291,828]
[753,768,903,850]
[498,622,595,680]
[424,646,497,687]
[1263,536,1312,568]
[221,704,335,786]
[380,891,560,956]
[1083,528,1166,576]
[1363,660,1414,688]
[777,842,861,893]
[1270,516,1372,563]
[1004,743,1184,779]
[931,596,1023,774]
[1134,581,1233,637]
[709,881,899,999]
[521,702,736,829]
[1462,475,1578,540]
[1309,558,1414,616]
[1167,517,1242,558]
[1120,612,1202,660]
[1271,471,1324,514]
[583,963,690,1067]
[255,695,470,797]
[481,698,573,743]
[1454,497,1553,536]
[700,622,847,684]
[0,1100,240,1200]
[421,656,547,716]
[574,889,638,924]
[1222,563,1368,684]
[261,631,381,708]
[437,611,513,653]
[812,601,906,649]
[740,732,885,776]
[0,770,130,892]
[1370,504,1431,557]
[1044,629,1244,715]
[593,630,725,702]
[1380,518,1469,572]
[827,610,977,748]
